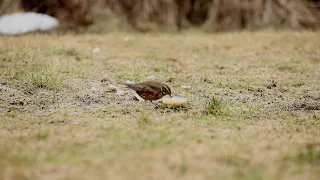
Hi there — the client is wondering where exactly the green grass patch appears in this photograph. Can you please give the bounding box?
[296,143,320,164]
[203,96,230,116]
[26,70,62,90]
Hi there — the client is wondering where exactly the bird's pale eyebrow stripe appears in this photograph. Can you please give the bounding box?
[164,85,170,94]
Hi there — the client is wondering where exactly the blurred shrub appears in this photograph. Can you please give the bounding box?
[0,0,21,15]
[105,0,320,31]
[1,0,319,30]
[20,0,95,27]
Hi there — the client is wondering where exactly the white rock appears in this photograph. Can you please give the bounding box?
[125,80,136,84]
[91,86,97,92]
[116,90,125,96]
[124,36,130,41]
[146,75,155,79]
[0,12,59,35]
[107,84,119,90]
[92,47,100,53]
[181,85,192,89]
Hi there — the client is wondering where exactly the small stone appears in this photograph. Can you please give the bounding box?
[91,86,97,92]
[181,85,192,89]
[146,75,155,79]
[108,84,119,91]
[125,80,135,84]
[263,83,277,89]
[92,47,100,53]
[116,90,125,96]
[124,36,130,41]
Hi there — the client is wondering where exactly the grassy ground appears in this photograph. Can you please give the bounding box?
[0,30,319,180]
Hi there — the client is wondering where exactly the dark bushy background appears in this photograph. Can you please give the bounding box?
[1,0,320,31]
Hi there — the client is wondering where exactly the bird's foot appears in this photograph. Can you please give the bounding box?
[150,101,161,108]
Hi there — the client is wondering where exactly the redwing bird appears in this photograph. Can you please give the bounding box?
[120,81,172,107]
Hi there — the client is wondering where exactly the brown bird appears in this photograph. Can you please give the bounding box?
[120,81,172,107]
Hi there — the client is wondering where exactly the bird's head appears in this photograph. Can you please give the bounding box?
[161,84,172,98]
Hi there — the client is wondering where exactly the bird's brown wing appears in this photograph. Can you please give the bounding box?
[140,81,163,89]
[137,91,158,97]
[122,83,154,92]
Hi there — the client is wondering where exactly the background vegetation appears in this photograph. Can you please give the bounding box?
[1,0,320,31]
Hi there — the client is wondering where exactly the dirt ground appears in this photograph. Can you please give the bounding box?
[0,30,319,180]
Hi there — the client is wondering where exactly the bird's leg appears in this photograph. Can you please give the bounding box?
[150,101,159,108]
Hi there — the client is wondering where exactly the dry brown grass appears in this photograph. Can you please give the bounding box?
[0,30,320,180]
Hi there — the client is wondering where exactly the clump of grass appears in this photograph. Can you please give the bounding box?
[235,165,263,180]
[27,70,61,90]
[283,143,320,165]
[179,157,188,176]
[54,48,79,57]
[6,108,22,118]
[121,70,146,82]
[137,113,151,128]
[296,143,320,164]
[5,69,60,90]
[203,96,225,116]
[37,130,50,140]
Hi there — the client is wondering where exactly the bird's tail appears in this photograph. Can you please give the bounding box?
[117,82,126,85]
[118,82,132,86]
[118,81,144,91]
[118,81,136,86]
[117,82,137,90]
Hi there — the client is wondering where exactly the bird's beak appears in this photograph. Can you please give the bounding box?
[169,94,172,98]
